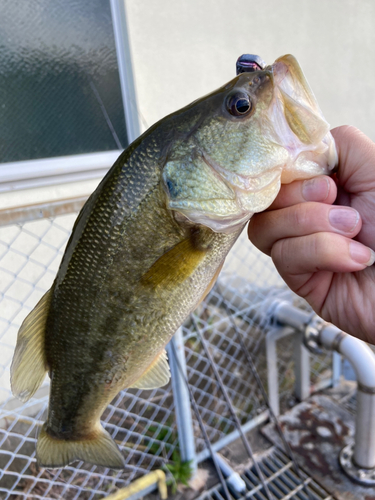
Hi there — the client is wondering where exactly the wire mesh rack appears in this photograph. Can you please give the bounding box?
[0,199,336,499]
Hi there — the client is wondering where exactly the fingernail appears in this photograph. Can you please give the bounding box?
[349,241,375,266]
[302,176,330,201]
[329,207,359,232]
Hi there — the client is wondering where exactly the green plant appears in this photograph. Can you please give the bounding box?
[145,423,176,456]
[163,450,193,494]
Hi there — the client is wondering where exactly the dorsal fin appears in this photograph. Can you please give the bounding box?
[10,290,51,401]
[131,350,170,389]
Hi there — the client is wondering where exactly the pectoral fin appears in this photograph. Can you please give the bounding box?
[10,290,51,401]
[131,350,170,389]
[140,237,207,291]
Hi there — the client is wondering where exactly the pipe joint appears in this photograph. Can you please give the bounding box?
[303,315,328,354]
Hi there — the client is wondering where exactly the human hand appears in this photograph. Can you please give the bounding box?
[248,126,375,344]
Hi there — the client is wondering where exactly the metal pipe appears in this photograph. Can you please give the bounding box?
[319,323,375,469]
[266,327,295,416]
[195,410,269,463]
[214,453,246,494]
[319,325,375,388]
[271,300,375,471]
[167,328,197,476]
[266,326,312,416]
[293,332,310,402]
[332,351,342,387]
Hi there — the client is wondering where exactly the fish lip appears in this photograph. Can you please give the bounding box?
[267,54,337,174]
[271,60,290,88]
[271,54,320,112]
[201,151,283,193]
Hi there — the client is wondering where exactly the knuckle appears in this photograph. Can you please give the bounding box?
[310,232,338,267]
[271,238,287,267]
[291,203,309,229]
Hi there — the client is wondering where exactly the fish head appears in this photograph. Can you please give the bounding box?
[163,54,337,232]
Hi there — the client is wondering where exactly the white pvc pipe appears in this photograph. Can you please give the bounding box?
[272,301,375,469]
[214,454,246,494]
[319,324,375,469]
[320,325,375,388]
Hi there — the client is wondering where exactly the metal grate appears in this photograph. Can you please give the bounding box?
[197,447,334,500]
[0,202,336,498]
[0,387,177,499]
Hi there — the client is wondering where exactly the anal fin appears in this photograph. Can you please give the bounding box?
[10,290,51,402]
[131,350,170,389]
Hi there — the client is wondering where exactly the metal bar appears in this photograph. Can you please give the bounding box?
[266,331,280,417]
[167,328,197,475]
[110,0,141,144]
[195,411,269,462]
[265,327,296,417]
[0,196,88,227]
[293,332,310,401]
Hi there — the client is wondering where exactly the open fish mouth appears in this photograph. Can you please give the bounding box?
[269,55,337,180]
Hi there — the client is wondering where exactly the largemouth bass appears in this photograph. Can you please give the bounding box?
[11,55,337,469]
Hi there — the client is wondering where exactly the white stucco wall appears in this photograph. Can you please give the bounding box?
[124,0,375,280]
[125,0,375,141]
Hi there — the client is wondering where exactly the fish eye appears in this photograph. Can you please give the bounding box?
[226,92,252,117]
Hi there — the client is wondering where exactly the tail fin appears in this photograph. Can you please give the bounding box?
[11,290,51,401]
[36,423,125,469]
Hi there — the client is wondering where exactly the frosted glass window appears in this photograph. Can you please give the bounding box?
[0,0,127,164]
